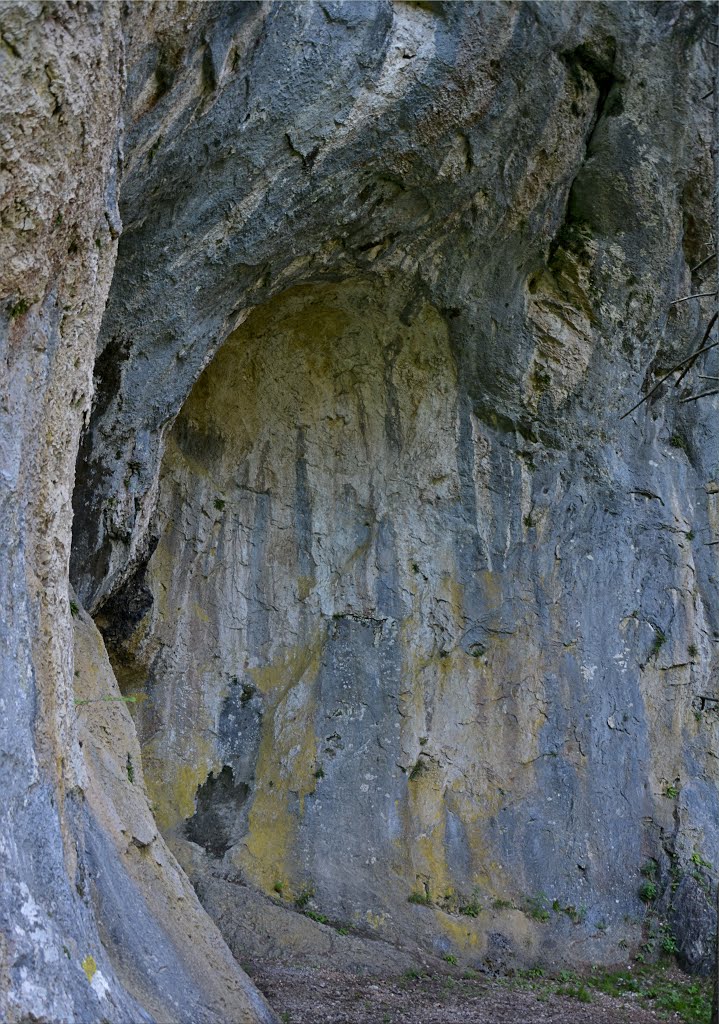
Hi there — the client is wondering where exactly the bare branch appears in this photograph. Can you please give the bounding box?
[675,311,719,386]
[680,388,719,403]
[620,332,719,420]
[691,251,717,273]
[669,290,717,306]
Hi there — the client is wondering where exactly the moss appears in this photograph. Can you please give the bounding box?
[668,433,688,453]
[408,890,432,906]
[9,297,30,319]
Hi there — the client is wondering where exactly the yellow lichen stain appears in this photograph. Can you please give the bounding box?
[143,754,213,834]
[235,636,324,894]
[297,574,314,602]
[192,602,210,624]
[436,913,485,954]
[81,954,97,983]
[440,575,465,626]
[363,910,388,931]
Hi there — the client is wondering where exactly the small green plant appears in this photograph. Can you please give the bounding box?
[213,497,225,511]
[458,900,480,917]
[686,530,695,541]
[408,758,428,781]
[669,434,688,452]
[408,890,432,906]
[273,880,284,895]
[313,765,325,779]
[638,881,657,903]
[294,888,313,909]
[402,968,428,982]
[663,782,680,799]
[661,931,678,955]
[492,898,513,910]
[563,904,586,924]
[126,753,135,784]
[442,953,458,965]
[523,513,534,528]
[650,628,667,659]
[9,297,30,319]
[688,642,698,659]
[640,860,657,878]
[525,893,550,922]
[520,967,544,979]
[70,600,80,617]
[304,910,328,924]
[691,850,712,871]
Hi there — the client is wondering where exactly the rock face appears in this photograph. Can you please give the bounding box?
[1,1,718,1019]
[0,4,273,1021]
[78,0,718,973]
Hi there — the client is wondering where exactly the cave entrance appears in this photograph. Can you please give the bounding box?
[104,276,487,943]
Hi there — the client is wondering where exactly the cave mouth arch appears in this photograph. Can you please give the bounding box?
[99,273,511,944]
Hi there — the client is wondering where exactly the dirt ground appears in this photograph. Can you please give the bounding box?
[247,961,679,1024]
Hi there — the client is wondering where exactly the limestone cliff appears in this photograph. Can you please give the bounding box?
[0,4,273,1021]
[2,2,718,1021]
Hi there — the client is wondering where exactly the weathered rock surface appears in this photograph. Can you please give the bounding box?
[2,1,718,1020]
[75,0,718,975]
[0,4,274,1021]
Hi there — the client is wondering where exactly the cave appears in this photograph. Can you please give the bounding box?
[4,3,717,1021]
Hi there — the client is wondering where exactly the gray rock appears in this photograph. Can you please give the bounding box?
[76,0,717,973]
[2,2,717,1018]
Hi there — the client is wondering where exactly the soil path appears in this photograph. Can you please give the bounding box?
[248,962,671,1024]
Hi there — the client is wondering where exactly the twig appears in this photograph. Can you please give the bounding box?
[675,311,719,386]
[669,290,717,305]
[620,335,719,420]
[680,388,719,403]
[691,251,716,273]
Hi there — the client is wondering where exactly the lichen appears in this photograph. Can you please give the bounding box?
[81,954,97,982]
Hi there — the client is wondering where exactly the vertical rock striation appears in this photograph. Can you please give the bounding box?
[75,0,718,972]
[2,0,717,1015]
